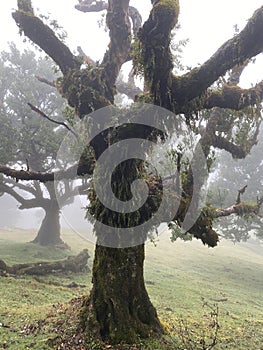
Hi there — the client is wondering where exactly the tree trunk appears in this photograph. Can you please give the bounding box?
[32,201,64,246]
[80,244,163,344]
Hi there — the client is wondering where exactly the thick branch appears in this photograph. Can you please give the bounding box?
[12,1,80,74]
[0,181,48,209]
[198,107,258,160]
[0,182,28,206]
[76,46,141,99]
[215,200,263,218]
[138,0,179,107]
[172,5,263,106]
[36,75,56,88]
[75,0,107,12]
[77,46,96,66]
[211,135,246,159]
[2,178,38,197]
[0,158,94,182]
[204,82,263,110]
[173,192,263,247]
[101,0,131,86]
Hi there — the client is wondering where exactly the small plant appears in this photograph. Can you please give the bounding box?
[177,299,220,350]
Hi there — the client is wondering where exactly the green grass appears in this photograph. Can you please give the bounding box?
[0,227,262,349]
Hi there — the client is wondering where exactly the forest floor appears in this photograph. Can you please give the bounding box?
[0,227,262,349]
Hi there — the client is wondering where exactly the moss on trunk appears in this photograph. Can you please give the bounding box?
[80,244,163,344]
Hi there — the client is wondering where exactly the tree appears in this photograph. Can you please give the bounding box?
[208,126,263,242]
[0,44,75,246]
[0,0,263,345]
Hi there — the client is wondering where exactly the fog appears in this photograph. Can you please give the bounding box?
[0,194,89,230]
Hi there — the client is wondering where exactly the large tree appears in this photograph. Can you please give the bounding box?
[0,0,263,345]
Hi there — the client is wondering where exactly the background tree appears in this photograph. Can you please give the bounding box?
[0,0,263,345]
[208,126,263,242]
[0,43,77,246]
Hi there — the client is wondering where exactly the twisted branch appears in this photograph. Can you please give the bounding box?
[172,5,263,108]
[12,0,80,74]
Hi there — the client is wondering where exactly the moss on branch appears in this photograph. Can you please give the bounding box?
[136,0,179,109]
[59,68,114,116]
[12,6,80,74]
[18,0,34,14]
[204,82,263,110]
[171,5,263,109]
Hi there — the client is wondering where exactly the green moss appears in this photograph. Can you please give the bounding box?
[153,0,179,32]
[134,0,180,109]
[18,0,34,14]
[235,202,259,217]
[59,68,114,117]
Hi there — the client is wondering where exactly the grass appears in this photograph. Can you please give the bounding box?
[0,227,262,349]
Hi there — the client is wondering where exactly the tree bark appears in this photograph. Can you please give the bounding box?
[80,244,163,343]
[32,201,64,246]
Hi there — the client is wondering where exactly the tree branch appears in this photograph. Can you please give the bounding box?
[116,74,142,99]
[0,181,48,209]
[101,0,131,86]
[2,178,38,197]
[76,46,141,99]
[27,103,78,137]
[211,135,246,159]
[215,198,263,218]
[0,249,90,275]
[12,0,80,74]
[199,107,260,160]
[77,46,97,66]
[0,182,27,206]
[35,75,56,88]
[138,0,179,108]
[204,82,263,110]
[75,1,142,35]
[0,157,94,183]
[227,59,249,85]
[75,0,107,13]
[172,5,263,106]
[236,185,248,204]
[128,6,142,35]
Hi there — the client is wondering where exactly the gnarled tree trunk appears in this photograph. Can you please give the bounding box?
[80,244,163,343]
[32,201,64,246]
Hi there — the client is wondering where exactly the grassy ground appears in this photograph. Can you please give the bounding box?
[0,227,262,349]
